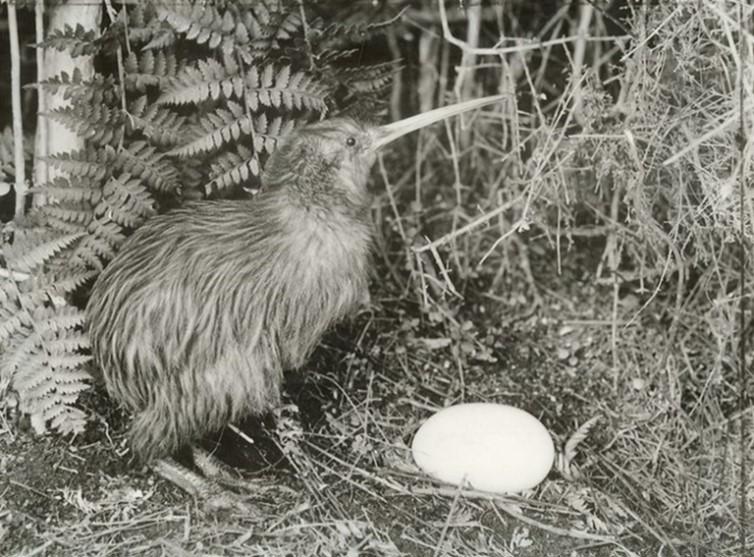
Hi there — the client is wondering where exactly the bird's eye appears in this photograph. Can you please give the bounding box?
[346,137,356,147]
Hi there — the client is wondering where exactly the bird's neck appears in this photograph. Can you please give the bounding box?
[260,186,373,270]
[266,169,372,224]
[263,144,373,221]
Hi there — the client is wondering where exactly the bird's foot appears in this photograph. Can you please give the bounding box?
[191,447,267,493]
[151,457,258,515]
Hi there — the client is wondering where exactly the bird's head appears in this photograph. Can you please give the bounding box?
[263,95,505,218]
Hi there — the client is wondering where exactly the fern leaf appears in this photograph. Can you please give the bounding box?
[21,270,99,309]
[173,105,295,159]
[158,58,243,105]
[124,49,179,92]
[37,70,119,105]
[45,147,117,182]
[32,206,92,235]
[267,11,302,41]
[16,352,91,436]
[172,101,248,156]
[37,23,102,57]
[69,220,126,270]
[4,230,84,275]
[338,60,402,94]
[0,312,33,358]
[2,305,86,381]
[50,406,89,435]
[45,103,124,146]
[157,3,224,45]
[29,176,103,205]
[118,141,181,192]
[245,65,327,113]
[38,305,87,335]
[207,145,259,193]
[128,98,187,147]
[123,2,173,49]
[95,174,156,228]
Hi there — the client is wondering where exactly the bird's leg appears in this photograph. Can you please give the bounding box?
[151,456,253,513]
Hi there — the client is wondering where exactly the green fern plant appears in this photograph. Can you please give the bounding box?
[1,0,400,435]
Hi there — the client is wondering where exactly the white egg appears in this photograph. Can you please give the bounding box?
[411,403,554,494]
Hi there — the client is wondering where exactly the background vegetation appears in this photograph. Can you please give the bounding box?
[0,1,751,556]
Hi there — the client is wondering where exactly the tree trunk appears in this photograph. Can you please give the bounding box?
[33,0,101,204]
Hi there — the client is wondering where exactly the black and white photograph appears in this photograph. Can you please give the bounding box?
[0,1,751,555]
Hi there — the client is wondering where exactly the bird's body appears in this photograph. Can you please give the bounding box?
[86,119,374,461]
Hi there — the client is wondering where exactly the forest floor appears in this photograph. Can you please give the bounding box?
[1,243,746,557]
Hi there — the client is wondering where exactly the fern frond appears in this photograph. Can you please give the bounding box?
[2,305,86,380]
[173,102,296,158]
[207,145,259,193]
[338,60,401,94]
[1,326,37,382]
[118,141,181,192]
[129,97,187,147]
[43,335,91,355]
[172,103,250,157]
[45,147,116,181]
[0,243,92,439]
[124,49,179,92]
[29,176,103,205]
[37,23,102,57]
[69,220,126,270]
[157,2,300,61]
[157,3,226,48]
[49,405,89,435]
[32,205,92,234]
[45,103,124,146]
[0,303,33,348]
[263,10,302,42]
[37,305,87,335]
[129,2,176,49]
[245,64,327,113]
[251,112,296,153]
[158,58,244,105]
[3,230,84,275]
[95,174,156,228]
[38,270,98,299]
[37,70,119,106]
[10,305,91,436]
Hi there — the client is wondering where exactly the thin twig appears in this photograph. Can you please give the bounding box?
[453,0,481,105]
[570,0,594,124]
[34,0,48,194]
[8,0,26,220]
[385,27,403,123]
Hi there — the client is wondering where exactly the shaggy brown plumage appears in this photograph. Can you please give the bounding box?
[86,118,374,462]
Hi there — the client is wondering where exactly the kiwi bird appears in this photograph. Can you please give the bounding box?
[85,95,503,506]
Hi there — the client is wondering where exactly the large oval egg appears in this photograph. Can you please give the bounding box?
[411,403,554,493]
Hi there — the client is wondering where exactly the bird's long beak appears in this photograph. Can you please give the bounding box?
[371,94,506,151]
